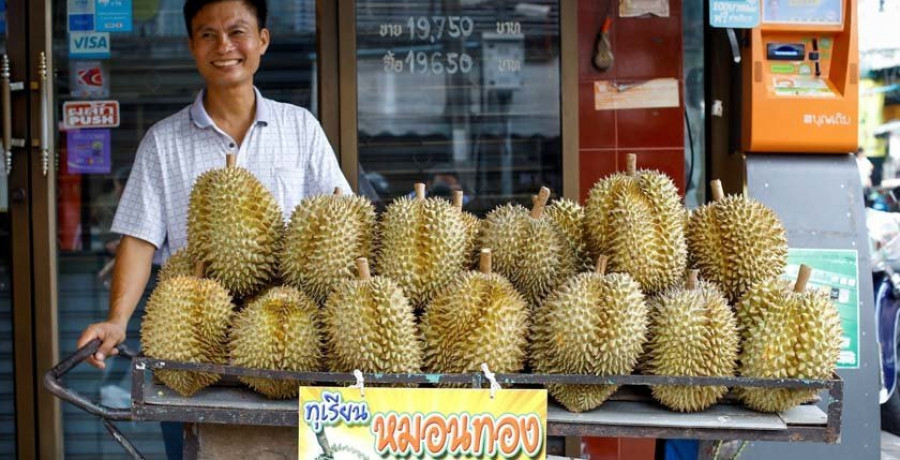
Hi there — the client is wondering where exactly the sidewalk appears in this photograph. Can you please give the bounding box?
[884,431,900,459]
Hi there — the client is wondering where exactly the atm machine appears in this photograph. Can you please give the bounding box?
[734,0,879,458]
[742,0,858,153]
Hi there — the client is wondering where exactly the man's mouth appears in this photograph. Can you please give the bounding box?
[212,59,243,68]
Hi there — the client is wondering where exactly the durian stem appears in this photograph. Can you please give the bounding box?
[626,153,637,176]
[480,249,493,274]
[414,183,426,201]
[595,255,609,275]
[711,180,725,202]
[225,154,236,168]
[794,264,812,293]
[687,270,699,290]
[356,257,371,280]
[333,186,343,196]
[452,190,464,208]
[193,261,205,278]
[530,187,551,219]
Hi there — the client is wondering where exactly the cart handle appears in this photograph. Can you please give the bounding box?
[43,338,135,421]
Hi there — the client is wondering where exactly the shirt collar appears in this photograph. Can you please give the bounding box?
[189,86,270,129]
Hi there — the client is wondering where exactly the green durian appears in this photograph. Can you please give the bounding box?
[141,275,234,397]
[544,197,591,271]
[531,256,649,412]
[481,187,579,306]
[281,188,376,302]
[735,278,793,342]
[453,190,482,268]
[322,258,423,375]
[158,249,195,283]
[421,249,529,380]
[187,154,283,297]
[376,184,468,306]
[646,271,739,412]
[687,180,788,303]
[584,154,687,294]
[229,286,321,399]
[737,265,842,413]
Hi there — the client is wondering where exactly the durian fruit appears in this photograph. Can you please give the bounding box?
[141,271,234,397]
[735,277,793,342]
[376,183,468,306]
[229,286,321,399]
[687,180,788,303]
[544,197,591,271]
[531,256,649,412]
[737,265,842,413]
[281,187,376,302]
[421,249,529,380]
[645,270,739,412]
[157,249,195,283]
[322,258,423,375]
[453,190,482,268]
[584,154,687,294]
[481,187,579,306]
[187,154,283,297]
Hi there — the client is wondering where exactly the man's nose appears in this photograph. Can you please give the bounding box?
[216,34,235,53]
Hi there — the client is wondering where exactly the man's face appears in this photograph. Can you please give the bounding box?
[188,1,269,90]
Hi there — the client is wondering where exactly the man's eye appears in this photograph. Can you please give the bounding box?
[232,30,245,36]
[202,32,214,39]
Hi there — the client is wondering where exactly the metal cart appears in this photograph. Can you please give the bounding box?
[45,339,843,459]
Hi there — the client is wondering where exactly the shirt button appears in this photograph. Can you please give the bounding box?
[228,142,235,148]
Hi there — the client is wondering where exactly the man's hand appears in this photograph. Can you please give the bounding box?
[77,321,126,369]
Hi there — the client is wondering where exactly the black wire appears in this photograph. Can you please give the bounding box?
[684,108,696,194]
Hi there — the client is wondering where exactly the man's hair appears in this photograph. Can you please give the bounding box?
[183,0,268,37]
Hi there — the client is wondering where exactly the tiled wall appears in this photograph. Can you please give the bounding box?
[577,0,686,202]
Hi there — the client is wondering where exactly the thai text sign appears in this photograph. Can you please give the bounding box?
[299,387,547,459]
[63,100,120,129]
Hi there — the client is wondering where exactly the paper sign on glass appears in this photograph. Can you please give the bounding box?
[299,387,547,459]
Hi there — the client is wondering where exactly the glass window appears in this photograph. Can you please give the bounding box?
[52,0,319,457]
[355,0,563,215]
[0,3,16,455]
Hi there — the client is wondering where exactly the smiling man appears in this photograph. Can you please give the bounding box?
[75,1,350,457]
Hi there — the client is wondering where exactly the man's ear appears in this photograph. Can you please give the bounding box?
[259,28,270,55]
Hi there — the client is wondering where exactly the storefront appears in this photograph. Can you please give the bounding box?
[0,0,877,459]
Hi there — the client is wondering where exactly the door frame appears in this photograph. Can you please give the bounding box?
[26,0,62,458]
[5,0,37,458]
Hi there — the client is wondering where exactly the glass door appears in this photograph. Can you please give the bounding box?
[48,0,321,457]
[353,0,564,214]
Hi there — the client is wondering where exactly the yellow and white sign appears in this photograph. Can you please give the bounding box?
[299,387,547,459]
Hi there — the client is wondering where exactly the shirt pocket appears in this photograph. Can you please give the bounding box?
[270,166,305,219]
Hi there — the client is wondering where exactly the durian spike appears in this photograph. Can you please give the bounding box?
[530,187,551,219]
[710,179,725,202]
[414,183,426,201]
[225,154,236,168]
[452,190,464,208]
[686,269,699,290]
[626,153,637,177]
[595,255,609,276]
[794,265,812,293]
[356,257,371,281]
[479,249,493,274]
[193,261,205,278]
[333,186,343,196]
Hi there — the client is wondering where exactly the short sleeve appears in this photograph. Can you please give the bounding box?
[303,112,352,196]
[110,130,167,249]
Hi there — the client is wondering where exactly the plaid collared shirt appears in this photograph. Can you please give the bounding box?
[110,87,351,262]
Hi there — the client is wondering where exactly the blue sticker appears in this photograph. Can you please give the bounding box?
[69,32,111,59]
[95,0,132,32]
[68,13,94,31]
[0,1,6,35]
[67,129,111,174]
[710,0,760,28]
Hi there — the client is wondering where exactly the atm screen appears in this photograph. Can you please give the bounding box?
[762,0,842,26]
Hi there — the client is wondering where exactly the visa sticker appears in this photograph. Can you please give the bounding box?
[69,31,111,59]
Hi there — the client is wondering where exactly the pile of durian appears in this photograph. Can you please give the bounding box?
[141,153,841,416]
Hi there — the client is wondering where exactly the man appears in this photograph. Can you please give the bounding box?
[77,0,350,369]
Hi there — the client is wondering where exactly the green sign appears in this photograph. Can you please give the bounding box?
[771,63,796,74]
[783,248,859,369]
